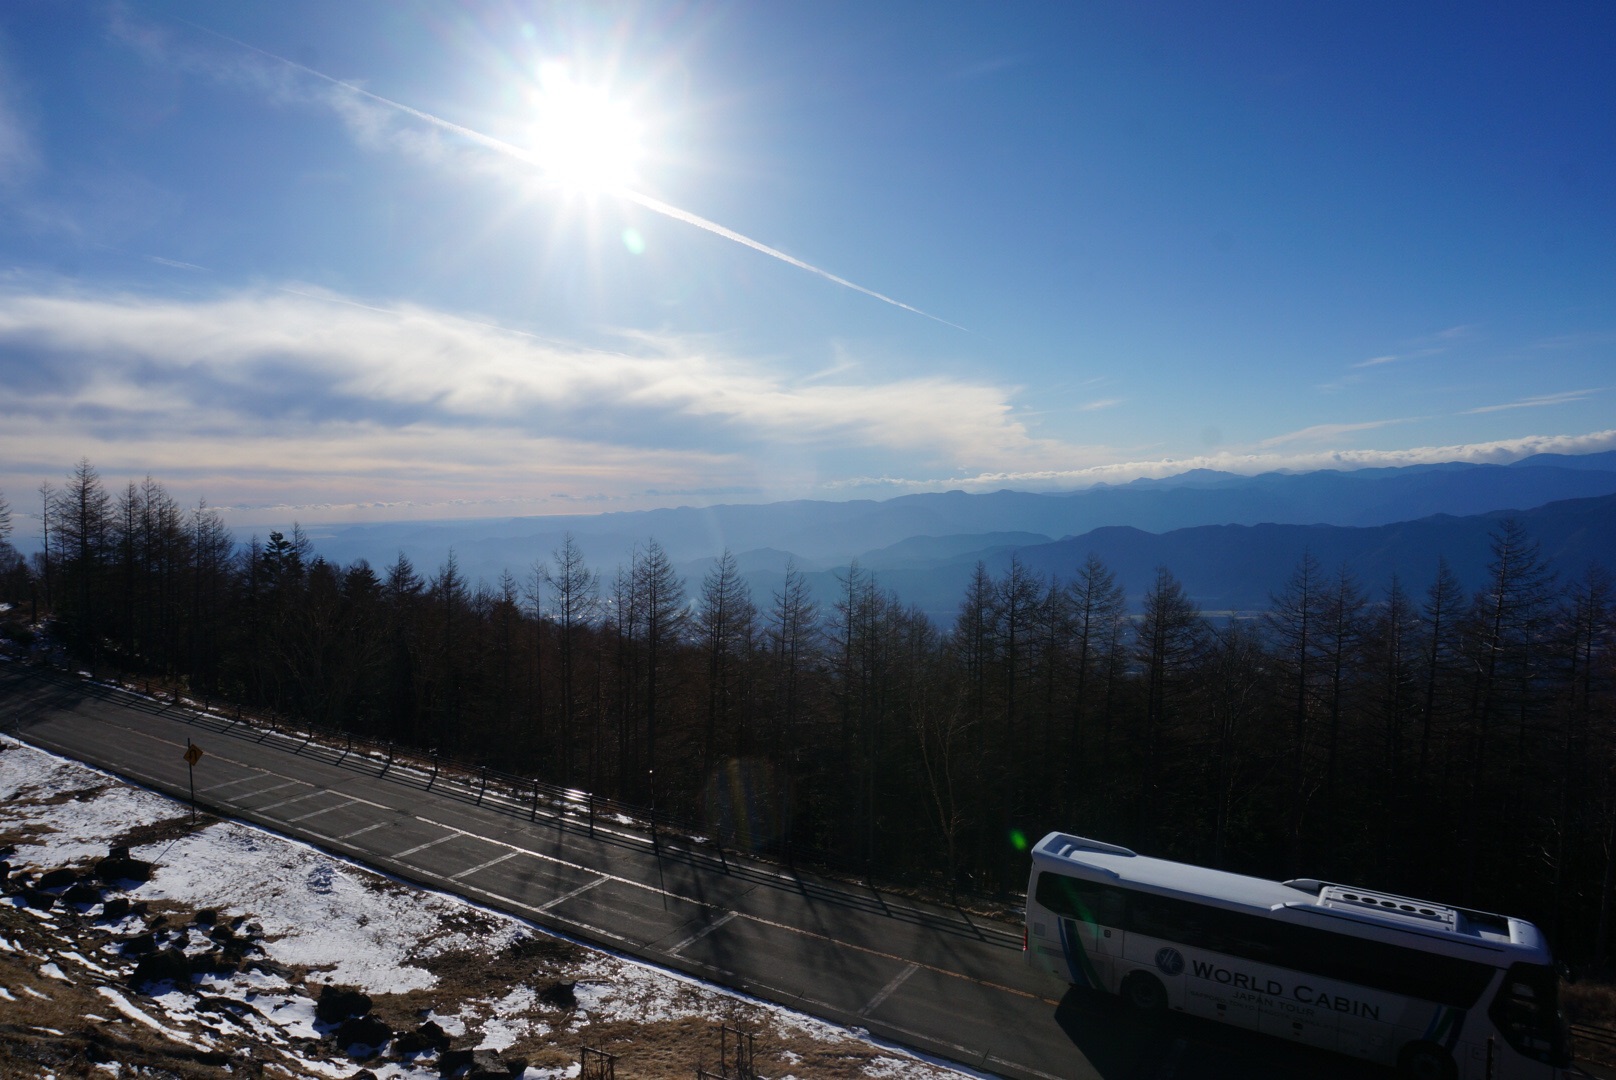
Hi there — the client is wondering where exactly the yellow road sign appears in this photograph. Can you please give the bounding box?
[183,743,204,767]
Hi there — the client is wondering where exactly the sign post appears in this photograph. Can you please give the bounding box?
[183,739,204,821]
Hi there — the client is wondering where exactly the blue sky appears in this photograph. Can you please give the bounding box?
[1,2,1613,528]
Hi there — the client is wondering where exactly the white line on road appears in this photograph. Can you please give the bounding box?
[255,788,325,813]
[390,833,457,860]
[70,719,398,816]
[336,821,388,841]
[198,774,263,793]
[449,850,519,881]
[19,722,1045,1010]
[406,812,1051,1002]
[860,962,918,1016]
[538,874,609,913]
[667,910,738,955]
[286,797,359,823]
[230,779,300,802]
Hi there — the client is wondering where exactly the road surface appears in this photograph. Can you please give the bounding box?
[0,662,1385,1080]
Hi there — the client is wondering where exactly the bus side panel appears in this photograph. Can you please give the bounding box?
[1027,911,1115,990]
[1114,930,1458,1068]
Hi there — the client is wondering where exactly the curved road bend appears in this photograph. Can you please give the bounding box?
[0,664,1382,1080]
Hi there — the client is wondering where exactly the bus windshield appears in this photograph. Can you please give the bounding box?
[1489,963,1571,1068]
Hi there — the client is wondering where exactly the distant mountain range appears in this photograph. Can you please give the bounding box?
[292,450,1616,623]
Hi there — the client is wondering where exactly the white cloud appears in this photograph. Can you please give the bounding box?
[1463,389,1602,414]
[825,429,1616,495]
[1256,418,1412,448]
[0,283,1064,513]
[0,45,37,188]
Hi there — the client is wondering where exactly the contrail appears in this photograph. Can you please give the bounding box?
[180,21,964,330]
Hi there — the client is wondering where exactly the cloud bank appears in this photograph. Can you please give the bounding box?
[0,283,1050,518]
[3,282,1610,523]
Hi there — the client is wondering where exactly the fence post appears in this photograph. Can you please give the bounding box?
[531,780,540,823]
[478,765,488,806]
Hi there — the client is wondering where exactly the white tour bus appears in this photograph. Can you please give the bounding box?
[1025,833,1572,1079]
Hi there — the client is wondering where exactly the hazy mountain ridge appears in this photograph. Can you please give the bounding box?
[290,455,1616,621]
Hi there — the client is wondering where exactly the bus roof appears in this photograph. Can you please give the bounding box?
[1030,832,1552,965]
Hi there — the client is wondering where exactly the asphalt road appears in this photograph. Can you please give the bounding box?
[0,662,1388,1080]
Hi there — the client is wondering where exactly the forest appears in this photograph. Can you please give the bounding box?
[1,460,1613,970]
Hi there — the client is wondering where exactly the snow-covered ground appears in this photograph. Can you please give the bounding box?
[0,734,986,1079]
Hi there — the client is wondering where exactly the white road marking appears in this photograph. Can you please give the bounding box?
[198,774,263,793]
[17,721,1047,1012]
[403,813,1048,1001]
[254,788,324,813]
[230,779,299,802]
[860,962,918,1015]
[336,821,388,841]
[538,874,610,913]
[667,910,738,955]
[390,833,457,860]
[285,797,359,823]
[449,851,519,881]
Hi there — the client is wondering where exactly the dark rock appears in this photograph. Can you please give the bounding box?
[122,931,158,955]
[22,887,57,910]
[315,983,374,1024]
[100,896,132,920]
[347,1072,379,1080]
[194,907,217,926]
[395,1019,452,1056]
[107,844,130,860]
[95,855,153,884]
[64,882,102,906]
[456,1049,516,1079]
[38,866,78,890]
[129,947,194,990]
[441,1048,510,1078]
[537,981,576,1010]
[187,949,228,976]
[335,1014,393,1055]
[197,995,263,1021]
[0,844,15,858]
[438,1049,475,1076]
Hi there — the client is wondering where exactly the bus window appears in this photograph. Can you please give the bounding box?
[1488,963,1571,1068]
[1035,873,1124,927]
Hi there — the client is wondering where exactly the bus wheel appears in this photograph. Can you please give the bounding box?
[1120,971,1167,1013]
[1397,1042,1456,1080]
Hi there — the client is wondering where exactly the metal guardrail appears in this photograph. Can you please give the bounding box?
[1574,1021,1616,1053]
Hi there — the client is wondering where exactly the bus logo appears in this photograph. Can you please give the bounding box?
[1155,947,1184,976]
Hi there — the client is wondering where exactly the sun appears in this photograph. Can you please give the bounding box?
[527,63,643,195]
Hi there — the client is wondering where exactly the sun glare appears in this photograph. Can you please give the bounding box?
[528,63,643,194]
